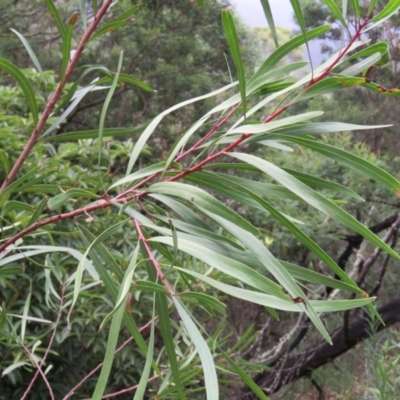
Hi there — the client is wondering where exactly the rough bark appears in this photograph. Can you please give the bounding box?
[242,297,400,398]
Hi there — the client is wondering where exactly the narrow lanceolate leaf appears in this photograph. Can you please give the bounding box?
[61,13,79,79]
[203,214,331,342]
[126,81,237,175]
[90,5,139,42]
[339,53,382,77]
[0,58,38,124]
[20,281,32,343]
[133,299,156,400]
[109,162,169,190]
[148,182,259,234]
[70,221,127,317]
[95,73,152,92]
[174,298,219,400]
[322,0,350,35]
[260,0,279,47]
[223,350,269,400]
[289,0,312,67]
[283,168,364,201]
[349,0,361,18]
[370,0,400,22]
[338,42,390,68]
[100,245,139,330]
[249,25,330,83]
[229,187,360,291]
[47,189,99,210]
[41,125,147,142]
[176,269,375,313]
[10,29,44,79]
[222,9,247,116]
[367,0,378,16]
[229,111,323,135]
[45,0,66,41]
[98,51,123,167]
[281,136,400,193]
[91,293,125,400]
[295,76,367,102]
[364,0,400,32]
[150,236,289,300]
[231,152,400,260]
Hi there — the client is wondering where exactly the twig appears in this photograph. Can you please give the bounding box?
[134,220,174,295]
[20,344,54,400]
[21,282,67,400]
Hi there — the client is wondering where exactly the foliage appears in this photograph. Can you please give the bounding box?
[1,0,400,399]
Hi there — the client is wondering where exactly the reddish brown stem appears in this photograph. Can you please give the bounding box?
[305,18,369,89]
[135,220,174,295]
[21,282,67,400]
[0,0,113,191]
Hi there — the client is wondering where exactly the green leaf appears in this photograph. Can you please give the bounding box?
[70,221,127,315]
[260,0,278,47]
[222,9,246,117]
[231,152,400,260]
[41,124,147,142]
[150,236,289,300]
[10,29,44,80]
[95,72,152,92]
[370,0,400,22]
[100,245,139,330]
[20,281,32,343]
[229,111,324,135]
[179,292,226,315]
[349,0,361,18]
[91,291,126,400]
[339,53,382,77]
[47,189,99,211]
[223,350,269,399]
[126,81,237,175]
[0,58,38,124]
[109,162,169,190]
[338,42,390,67]
[367,0,378,16]
[281,136,400,193]
[98,51,123,167]
[294,76,367,102]
[148,182,259,235]
[174,298,219,400]
[0,266,23,277]
[322,0,350,35]
[282,168,364,201]
[45,0,66,41]
[61,13,79,79]
[176,269,375,313]
[135,281,167,294]
[250,25,330,82]
[289,0,312,67]
[265,121,391,137]
[79,226,152,362]
[133,298,156,400]
[227,186,361,291]
[90,5,139,42]
[1,201,33,217]
[280,260,361,293]
[27,198,48,227]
